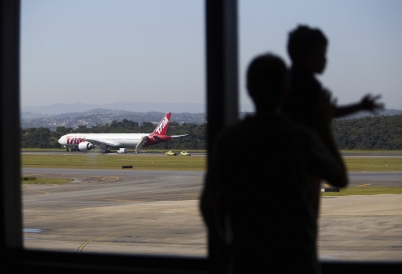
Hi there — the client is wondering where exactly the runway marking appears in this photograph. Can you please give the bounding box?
[84,176,120,183]
[22,173,44,177]
[357,184,372,187]
[105,198,137,202]
[22,189,50,197]
[102,176,119,182]
[105,193,199,202]
[78,219,199,252]
[78,229,135,252]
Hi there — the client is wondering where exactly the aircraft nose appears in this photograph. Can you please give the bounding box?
[58,136,66,144]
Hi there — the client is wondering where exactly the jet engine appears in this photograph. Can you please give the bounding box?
[78,141,94,152]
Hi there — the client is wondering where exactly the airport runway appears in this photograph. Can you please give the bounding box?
[348,172,402,187]
[21,167,402,187]
[22,168,206,256]
[21,167,402,261]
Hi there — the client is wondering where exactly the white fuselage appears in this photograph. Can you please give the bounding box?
[58,133,150,148]
[57,112,184,153]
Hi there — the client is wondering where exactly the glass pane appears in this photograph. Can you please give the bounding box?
[240,0,402,261]
[21,0,206,256]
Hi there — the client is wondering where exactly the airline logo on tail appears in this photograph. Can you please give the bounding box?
[152,112,171,135]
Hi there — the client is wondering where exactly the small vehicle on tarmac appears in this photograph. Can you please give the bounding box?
[179,151,191,156]
[165,150,178,156]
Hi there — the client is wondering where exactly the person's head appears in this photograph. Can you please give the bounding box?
[247,53,287,113]
[287,25,328,74]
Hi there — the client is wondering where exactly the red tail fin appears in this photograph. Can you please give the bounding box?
[151,112,171,136]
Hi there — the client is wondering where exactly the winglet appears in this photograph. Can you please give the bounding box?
[151,112,171,136]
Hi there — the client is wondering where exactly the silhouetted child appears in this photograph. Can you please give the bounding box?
[201,53,348,274]
[283,25,384,218]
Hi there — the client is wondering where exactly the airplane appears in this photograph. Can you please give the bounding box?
[58,112,188,153]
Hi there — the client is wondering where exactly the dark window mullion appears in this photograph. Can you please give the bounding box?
[0,0,22,251]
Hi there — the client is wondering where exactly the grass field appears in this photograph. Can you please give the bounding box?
[321,187,402,196]
[340,150,402,153]
[344,158,402,172]
[21,154,206,171]
[20,153,402,172]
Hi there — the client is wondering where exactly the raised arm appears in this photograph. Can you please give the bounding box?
[334,94,384,118]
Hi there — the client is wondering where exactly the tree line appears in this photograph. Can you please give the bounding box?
[21,115,402,150]
[333,115,402,150]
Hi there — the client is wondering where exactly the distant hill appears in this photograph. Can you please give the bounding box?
[22,103,100,115]
[21,101,255,114]
[51,108,137,119]
[22,102,400,117]
[21,112,53,120]
[19,105,402,130]
[21,102,200,114]
[21,110,207,130]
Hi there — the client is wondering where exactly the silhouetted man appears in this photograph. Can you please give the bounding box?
[200,53,348,274]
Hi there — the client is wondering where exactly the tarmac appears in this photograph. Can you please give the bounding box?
[22,168,402,261]
[319,194,402,261]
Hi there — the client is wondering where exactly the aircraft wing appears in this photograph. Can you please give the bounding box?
[84,138,121,148]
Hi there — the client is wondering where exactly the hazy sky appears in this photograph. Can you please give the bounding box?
[21,0,402,111]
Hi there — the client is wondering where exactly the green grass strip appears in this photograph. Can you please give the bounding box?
[21,154,206,171]
[322,187,402,196]
[341,150,402,153]
[22,154,402,172]
[343,158,402,171]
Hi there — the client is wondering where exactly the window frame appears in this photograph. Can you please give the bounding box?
[2,0,402,273]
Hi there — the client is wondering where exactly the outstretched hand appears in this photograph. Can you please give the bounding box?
[360,94,384,113]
